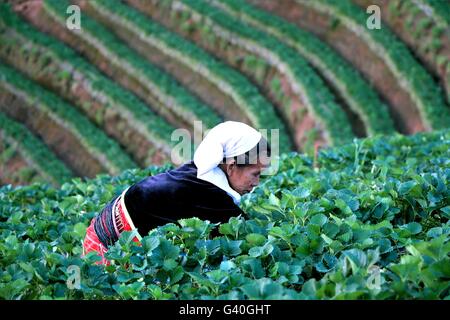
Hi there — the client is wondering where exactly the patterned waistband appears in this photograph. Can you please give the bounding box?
[94,188,141,248]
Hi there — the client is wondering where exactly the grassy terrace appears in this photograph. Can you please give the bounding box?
[0,111,74,186]
[213,0,396,136]
[83,0,294,153]
[353,0,449,103]
[155,0,355,146]
[0,62,136,177]
[0,5,182,166]
[415,0,450,28]
[41,0,223,136]
[388,0,450,103]
[0,136,44,186]
[296,0,450,130]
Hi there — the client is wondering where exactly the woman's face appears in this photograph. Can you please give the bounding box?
[224,158,270,195]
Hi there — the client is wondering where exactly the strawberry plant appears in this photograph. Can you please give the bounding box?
[0,130,448,300]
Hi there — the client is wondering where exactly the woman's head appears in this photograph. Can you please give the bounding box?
[219,137,271,195]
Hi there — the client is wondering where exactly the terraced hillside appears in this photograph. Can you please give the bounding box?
[0,0,449,187]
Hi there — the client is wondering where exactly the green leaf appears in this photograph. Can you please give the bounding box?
[426,227,443,238]
[219,223,234,236]
[151,239,180,266]
[206,270,229,285]
[169,266,185,285]
[323,222,340,238]
[321,234,333,245]
[240,278,282,299]
[142,236,160,254]
[310,213,328,226]
[406,222,422,235]
[220,238,242,256]
[291,186,311,199]
[73,222,87,238]
[241,258,265,279]
[269,194,281,207]
[301,279,317,298]
[163,258,178,271]
[248,246,264,258]
[440,206,450,219]
[0,279,29,299]
[343,249,367,270]
[315,253,338,273]
[245,233,266,246]
[335,199,353,215]
[398,181,417,195]
[220,260,237,272]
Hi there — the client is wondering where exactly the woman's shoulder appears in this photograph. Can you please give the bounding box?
[127,161,212,195]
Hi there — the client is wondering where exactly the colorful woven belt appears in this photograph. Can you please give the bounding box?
[83,188,141,265]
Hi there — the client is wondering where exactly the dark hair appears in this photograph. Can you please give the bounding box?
[222,136,271,167]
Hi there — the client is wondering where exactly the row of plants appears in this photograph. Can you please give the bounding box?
[0,4,180,167]
[0,149,45,187]
[0,162,171,300]
[297,0,450,130]
[0,112,74,186]
[388,0,446,54]
[0,129,447,299]
[415,0,450,27]
[42,0,222,135]
[214,0,396,136]
[85,0,293,153]
[386,0,450,103]
[164,0,356,146]
[0,62,137,176]
[125,0,303,150]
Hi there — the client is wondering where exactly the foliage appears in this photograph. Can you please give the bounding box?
[215,0,396,136]
[416,0,450,27]
[168,0,355,146]
[42,0,223,131]
[0,130,448,300]
[88,0,294,153]
[300,0,450,130]
[0,112,73,186]
[0,3,179,164]
[0,62,136,175]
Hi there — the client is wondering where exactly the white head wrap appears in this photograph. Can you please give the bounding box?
[193,121,262,204]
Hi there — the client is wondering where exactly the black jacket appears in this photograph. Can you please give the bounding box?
[124,160,245,237]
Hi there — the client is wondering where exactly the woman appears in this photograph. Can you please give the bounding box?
[83,121,271,264]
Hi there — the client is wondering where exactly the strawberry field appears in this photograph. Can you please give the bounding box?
[0,130,449,300]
